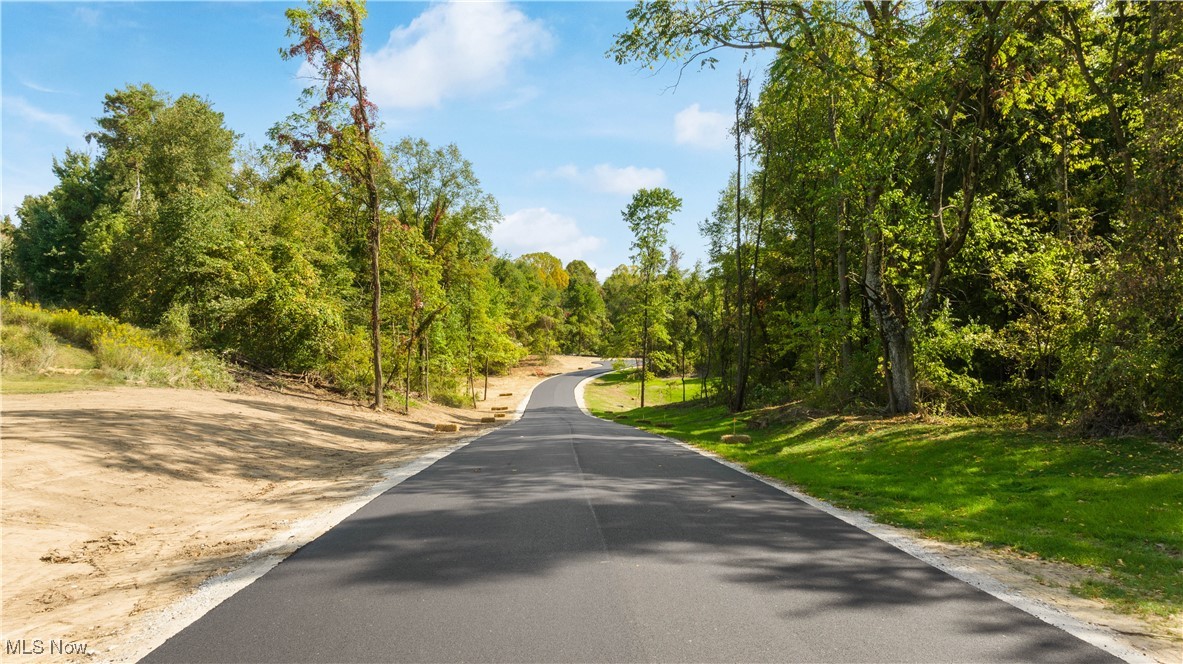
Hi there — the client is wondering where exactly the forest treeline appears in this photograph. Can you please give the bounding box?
[0,79,618,405]
[608,0,1182,435]
[3,1,1181,434]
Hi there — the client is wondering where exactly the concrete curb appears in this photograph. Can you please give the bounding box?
[574,368,606,417]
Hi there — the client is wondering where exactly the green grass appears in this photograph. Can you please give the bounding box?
[583,368,707,415]
[586,372,1183,620]
[1,300,234,393]
[1,373,121,394]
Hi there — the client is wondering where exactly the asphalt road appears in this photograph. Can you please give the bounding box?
[144,364,1119,663]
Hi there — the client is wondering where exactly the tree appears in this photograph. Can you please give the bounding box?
[274,0,387,408]
[12,151,104,305]
[1,216,23,298]
[623,187,681,408]
[560,260,609,355]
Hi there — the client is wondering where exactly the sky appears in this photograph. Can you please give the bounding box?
[2,1,767,277]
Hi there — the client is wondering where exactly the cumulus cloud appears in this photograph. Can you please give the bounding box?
[540,163,667,196]
[674,103,730,150]
[362,2,551,109]
[3,96,83,139]
[492,208,603,262]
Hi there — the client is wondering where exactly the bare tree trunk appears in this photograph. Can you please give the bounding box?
[423,333,430,401]
[809,211,822,388]
[829,93,852,374]
[863,187,917,414]
[641,299,649,408]
[732,71,750,413]
[368,209,383,410]
[680,343,687,402]
[405,312,413,415]
[467,318,476,409]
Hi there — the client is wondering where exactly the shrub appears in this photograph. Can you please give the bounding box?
[1,299,232,390]
[0,324,55,373]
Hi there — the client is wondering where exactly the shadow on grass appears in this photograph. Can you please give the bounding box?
[593,397,1183,618]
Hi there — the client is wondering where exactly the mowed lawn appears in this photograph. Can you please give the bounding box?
[585,371,1183,620]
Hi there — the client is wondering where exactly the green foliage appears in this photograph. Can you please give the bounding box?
[560,260,610,355]
[12,151,104,305]
[1,300,232,390]
[1,216,25,299]
[608,0,1183,432]
[1,322,57,373]
[8,74,551,409]
[914,308,991,415]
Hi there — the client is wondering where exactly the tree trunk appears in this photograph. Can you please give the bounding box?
[368,204,383,410]
[641,301,649,408]
[829,93,852,374]
[880,314,915,414]
[732,71,750,413]
[809,211,822,388]
[863,188,917,414]
[405,313,413,415]
[467,318,476,409]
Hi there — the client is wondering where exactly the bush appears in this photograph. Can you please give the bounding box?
[0,324,55,373]
[646,350,678,377]
[157,302,194,349]
[1,299,233,390]
[324,327,373,399]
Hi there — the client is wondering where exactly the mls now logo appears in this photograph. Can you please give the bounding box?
[5,639,88,656]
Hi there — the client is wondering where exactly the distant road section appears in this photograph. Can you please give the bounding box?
[145,363,1118,663]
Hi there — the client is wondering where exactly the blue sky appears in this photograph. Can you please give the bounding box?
[2,1,766,276]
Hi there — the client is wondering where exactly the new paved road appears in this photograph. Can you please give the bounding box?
[145,364,1119,663]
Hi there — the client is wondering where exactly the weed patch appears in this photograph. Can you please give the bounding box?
[1,301,233,392]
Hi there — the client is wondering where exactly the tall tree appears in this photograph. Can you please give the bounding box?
[623,187,682,408]
[274,0,387,408]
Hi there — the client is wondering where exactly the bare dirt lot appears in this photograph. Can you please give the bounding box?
[1,355,597,662]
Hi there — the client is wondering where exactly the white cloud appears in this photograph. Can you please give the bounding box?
[363,2,551,109]
[492,208,603,262]
[3,96,83,139]
[21,79,64,94]
[493,86,541,111]
[674,103,730,150]
[540,163,666,196]
[73,7,102,27]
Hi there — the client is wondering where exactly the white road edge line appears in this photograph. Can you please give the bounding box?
[577,369,1154,664]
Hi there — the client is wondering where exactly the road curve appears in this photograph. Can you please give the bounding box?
[144,363,1118,663]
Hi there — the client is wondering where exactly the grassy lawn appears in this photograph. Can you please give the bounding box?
[585,370,1183,620]
[2,373,122,394]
